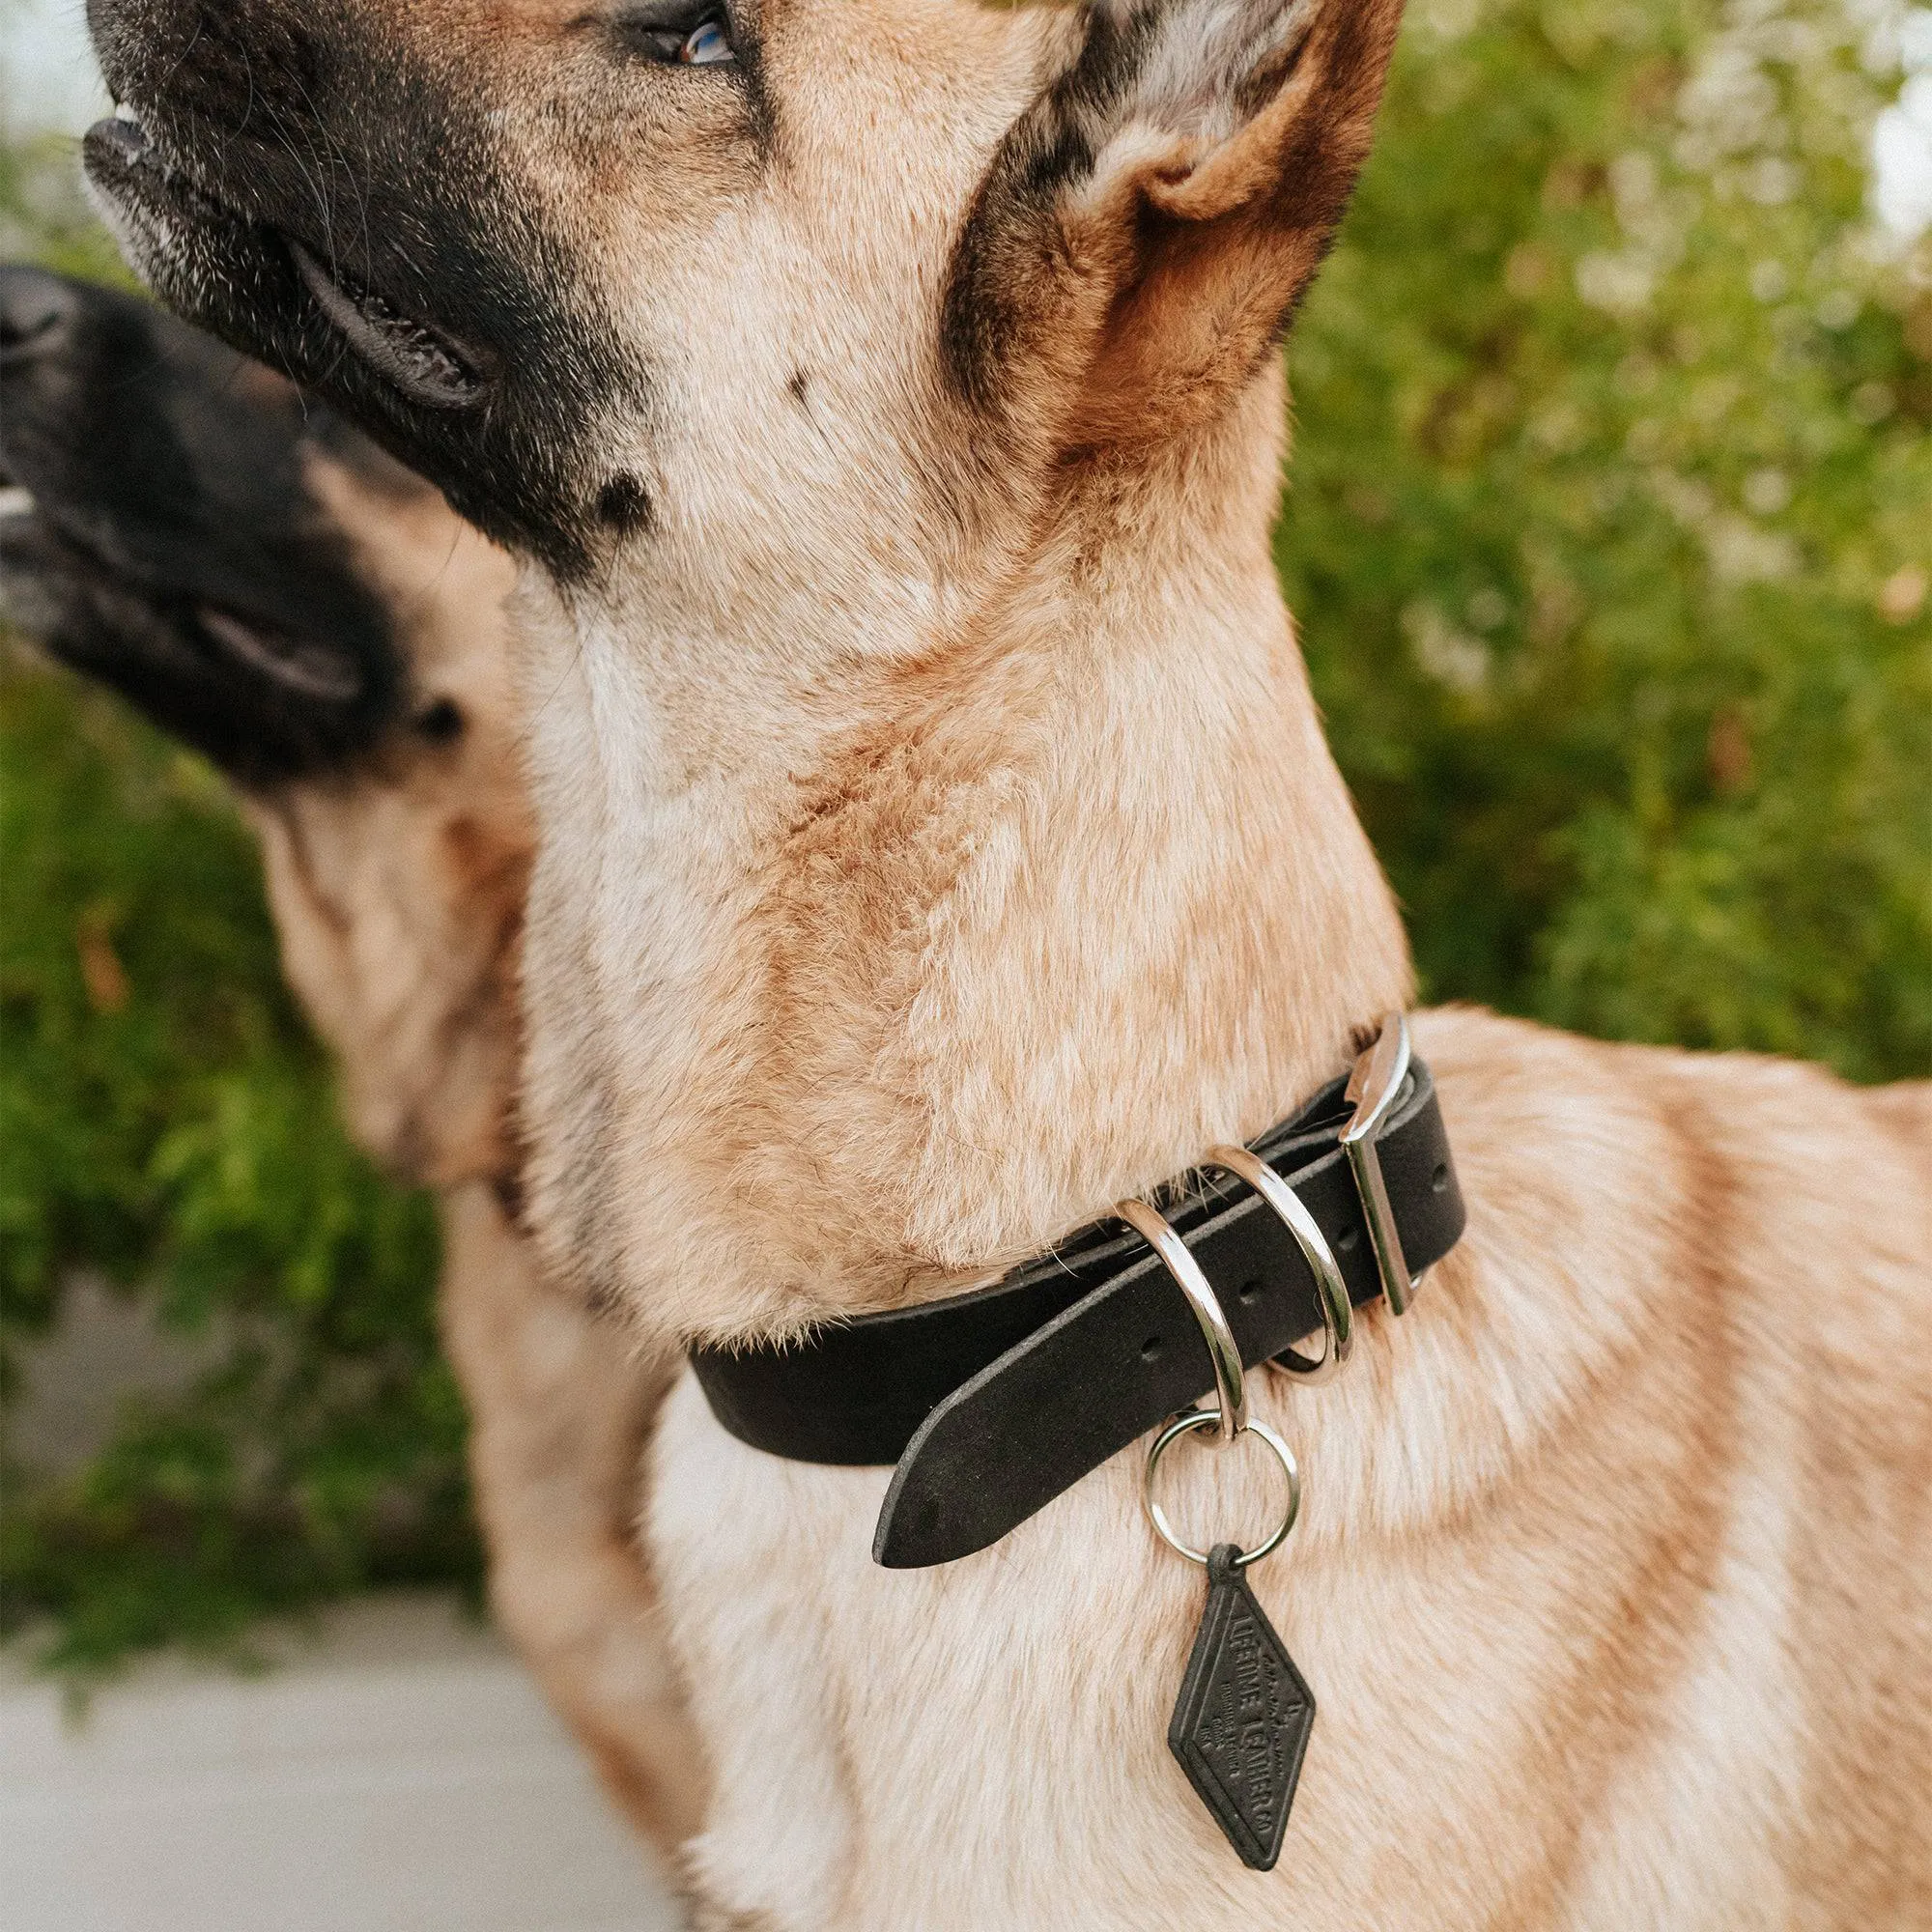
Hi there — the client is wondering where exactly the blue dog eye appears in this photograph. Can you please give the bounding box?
[681,18,733,63]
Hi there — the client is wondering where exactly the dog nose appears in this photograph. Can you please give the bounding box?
[0,266,77,364]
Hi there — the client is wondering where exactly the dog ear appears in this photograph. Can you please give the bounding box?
[947,0,1404,452]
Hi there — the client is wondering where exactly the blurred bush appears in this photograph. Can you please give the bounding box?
[2,0,1927,1674]
[2,145,480,1676]
[1285,0,1932,1075]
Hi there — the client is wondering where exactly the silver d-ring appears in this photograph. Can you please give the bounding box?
[1145,1410,1300,1568]
[1205,1145,1352,1382]
[1116,1197,1246,1439]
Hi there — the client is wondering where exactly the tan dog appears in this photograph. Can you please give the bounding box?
[86,1,1932,1923]
[0,266,699,1856]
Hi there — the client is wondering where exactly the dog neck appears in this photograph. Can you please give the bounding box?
[516,361,1414,1344]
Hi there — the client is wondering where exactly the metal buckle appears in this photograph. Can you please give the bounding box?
[1340,1011,1422,1316]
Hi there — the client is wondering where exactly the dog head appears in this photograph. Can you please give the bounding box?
[2,265,531,1190]
[82,0,1404,589]
[1,262,400,780]
[81,2,1408,1315]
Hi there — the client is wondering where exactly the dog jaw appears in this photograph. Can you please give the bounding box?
[84,0,651,579]
[0,267,404,780]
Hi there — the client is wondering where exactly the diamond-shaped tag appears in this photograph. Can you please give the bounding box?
[1167,1543,1316,1871]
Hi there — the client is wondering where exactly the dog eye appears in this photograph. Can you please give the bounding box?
[680,17,733,64]
[611,3,735,66]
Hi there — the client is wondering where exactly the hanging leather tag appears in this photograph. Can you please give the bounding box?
[1168,1543,1316,1871]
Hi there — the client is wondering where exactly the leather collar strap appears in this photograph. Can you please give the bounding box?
[690,1057,1464,1569]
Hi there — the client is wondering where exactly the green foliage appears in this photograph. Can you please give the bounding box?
[0,663,477,1676]
[0,121,481,1673]
[1284,0,1932,1077]
[1,1,1927,1673]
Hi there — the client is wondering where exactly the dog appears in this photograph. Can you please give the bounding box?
[0,263,701,1856]
[82,1,1932,1924]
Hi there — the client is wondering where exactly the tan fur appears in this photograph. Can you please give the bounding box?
[242,454,704,1855]
[643,1015,1931,1928]
[248,461,529,1190]
[438,1179,697,1851]
[119,0,1932,1920]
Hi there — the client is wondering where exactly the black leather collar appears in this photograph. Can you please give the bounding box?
[690,1053,1464,1568]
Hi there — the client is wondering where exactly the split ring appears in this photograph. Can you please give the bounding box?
[1144,1410,1301,1568]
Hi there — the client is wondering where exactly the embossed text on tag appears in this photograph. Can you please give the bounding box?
[1167,1543,1316,1870]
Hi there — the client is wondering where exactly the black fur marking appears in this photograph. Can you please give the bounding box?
[596,472,654,534]
[724,0,779,160]
[941,9,1158,411]
[414,697,467,745]
[0,266,402,782]
[86,0,653,582]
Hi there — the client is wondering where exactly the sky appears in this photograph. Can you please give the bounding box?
[5,0,1930,237]
[4,0,108,138]
[1878,10,1932,234]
